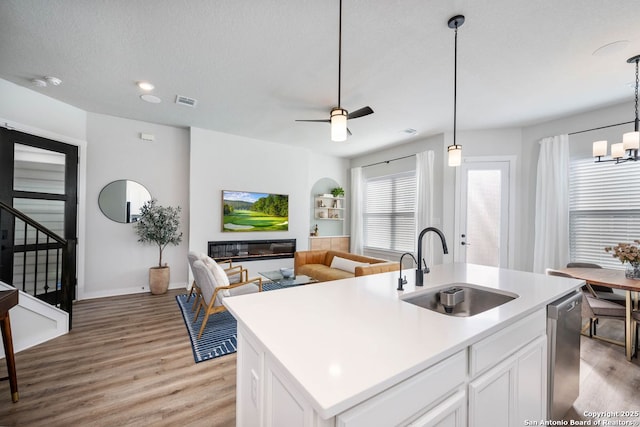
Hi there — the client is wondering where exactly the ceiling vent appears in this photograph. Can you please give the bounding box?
[175,95,198,108]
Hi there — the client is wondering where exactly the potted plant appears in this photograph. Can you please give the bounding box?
[135,199,183,294]
[331,187,345,198]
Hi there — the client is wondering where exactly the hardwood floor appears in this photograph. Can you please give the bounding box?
[0,292,638,426]
[563,319,640,423]
[0,290,236,427]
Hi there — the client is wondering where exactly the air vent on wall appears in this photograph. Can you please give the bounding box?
[175,95,198,108]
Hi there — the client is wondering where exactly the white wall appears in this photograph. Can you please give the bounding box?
[83,113,190,298]
[189,127,348,279]
[0,78,89,300]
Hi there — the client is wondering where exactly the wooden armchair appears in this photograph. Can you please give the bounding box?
[187,252,248,310]
[192,259,262,339]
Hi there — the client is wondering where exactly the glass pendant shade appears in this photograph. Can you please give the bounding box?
[448,144,462,167]
[330,108,348,142]
[623,131,640,150]
[611,142,625,159]
[592,140,607,157]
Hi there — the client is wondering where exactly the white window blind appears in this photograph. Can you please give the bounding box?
[569,158,640,269]
[363,172,416,253]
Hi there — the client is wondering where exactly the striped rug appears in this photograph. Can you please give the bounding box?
[176,282,286,363]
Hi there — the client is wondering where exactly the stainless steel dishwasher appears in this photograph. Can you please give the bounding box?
[547,290,582,420]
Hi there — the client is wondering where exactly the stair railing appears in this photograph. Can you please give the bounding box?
[0,201,75,329]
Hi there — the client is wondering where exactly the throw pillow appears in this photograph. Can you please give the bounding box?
[330,256,369,274]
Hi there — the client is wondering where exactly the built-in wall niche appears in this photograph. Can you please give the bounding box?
[309,177,344,237]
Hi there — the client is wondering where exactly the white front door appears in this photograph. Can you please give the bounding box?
[455,158,514,268]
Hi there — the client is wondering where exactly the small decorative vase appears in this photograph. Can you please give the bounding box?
[624,263,640,280]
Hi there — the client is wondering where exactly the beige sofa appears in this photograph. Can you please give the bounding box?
[294,250,399,282]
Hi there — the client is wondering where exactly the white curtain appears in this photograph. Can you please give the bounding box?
[415,151,434,267]
[533,134,570,273]
[350,167,364,254]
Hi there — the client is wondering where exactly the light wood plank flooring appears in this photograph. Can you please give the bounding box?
[0,289,236,427]
[0,291,638,426]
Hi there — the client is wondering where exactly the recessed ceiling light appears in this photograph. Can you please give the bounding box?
[592,40,630,57]
[32,78,47,87]
[137,81,155,91]
[45,76,62,86]
[140,94,161,104]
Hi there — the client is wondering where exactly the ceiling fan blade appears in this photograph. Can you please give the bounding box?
[347,106,374,120]
[347,128,352,136]
[295,119,331,123]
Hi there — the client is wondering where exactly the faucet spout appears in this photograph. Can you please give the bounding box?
[397,252,418,291]
[416,227,449,286]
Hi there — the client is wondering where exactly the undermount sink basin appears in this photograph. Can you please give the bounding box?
[402,283,518,317]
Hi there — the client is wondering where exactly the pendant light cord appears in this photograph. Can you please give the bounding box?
[635,57,639,132]
[453,24,459,146]
[337,0,342,109]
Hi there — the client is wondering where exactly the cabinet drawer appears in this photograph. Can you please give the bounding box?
[469,308,545,378]
[337,350,467,427]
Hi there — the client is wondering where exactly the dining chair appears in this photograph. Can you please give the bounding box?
[566,262,626,303]
[546,268,626,345]
[192,259,262,339]
[632,309,640,358]
[186,251,201,305]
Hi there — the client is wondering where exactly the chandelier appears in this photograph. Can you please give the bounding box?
[593,54,640,163]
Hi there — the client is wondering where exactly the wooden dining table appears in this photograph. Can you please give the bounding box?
[557,267,640,361]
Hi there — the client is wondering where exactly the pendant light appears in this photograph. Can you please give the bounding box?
[447,15,465,167]
[592,54,640,163]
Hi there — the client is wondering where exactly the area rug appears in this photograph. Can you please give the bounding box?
[176,282,285,363]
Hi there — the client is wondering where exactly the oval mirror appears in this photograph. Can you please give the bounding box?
[98,180,151,223]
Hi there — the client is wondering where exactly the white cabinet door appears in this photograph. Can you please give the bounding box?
[515,335,547,424]
[408,389,467,427]
[469,335,547,427]
[469,358,515,427]
[236,328,263,427]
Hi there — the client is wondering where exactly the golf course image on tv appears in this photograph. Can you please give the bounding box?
[222,190,289,232]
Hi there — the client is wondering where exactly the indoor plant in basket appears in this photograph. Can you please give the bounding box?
[605,240,640,279]
[135,199,183,294]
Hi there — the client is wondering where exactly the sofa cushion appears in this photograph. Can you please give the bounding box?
[330,256,370,274]
[297,264,354,282]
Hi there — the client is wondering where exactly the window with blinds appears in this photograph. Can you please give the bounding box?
[569,158,640,269]
[363,171,416,253]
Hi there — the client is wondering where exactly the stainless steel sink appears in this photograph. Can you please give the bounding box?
[401,283,518,317]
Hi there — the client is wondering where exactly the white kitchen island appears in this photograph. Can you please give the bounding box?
[223,263,583,427]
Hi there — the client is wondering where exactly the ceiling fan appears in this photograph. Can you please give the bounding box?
[295,0,373,141]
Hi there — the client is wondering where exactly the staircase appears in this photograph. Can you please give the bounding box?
[0,201,75,331]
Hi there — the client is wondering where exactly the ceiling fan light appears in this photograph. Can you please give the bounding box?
[448,144,462,167]
[331,108,348,141]
[622,131,639,150]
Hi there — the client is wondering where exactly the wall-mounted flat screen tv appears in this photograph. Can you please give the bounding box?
[222,190,289,232]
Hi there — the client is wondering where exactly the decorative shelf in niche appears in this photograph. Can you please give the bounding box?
[315,195,344,220]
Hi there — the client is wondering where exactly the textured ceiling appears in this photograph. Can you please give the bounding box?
[1,0,639,158]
